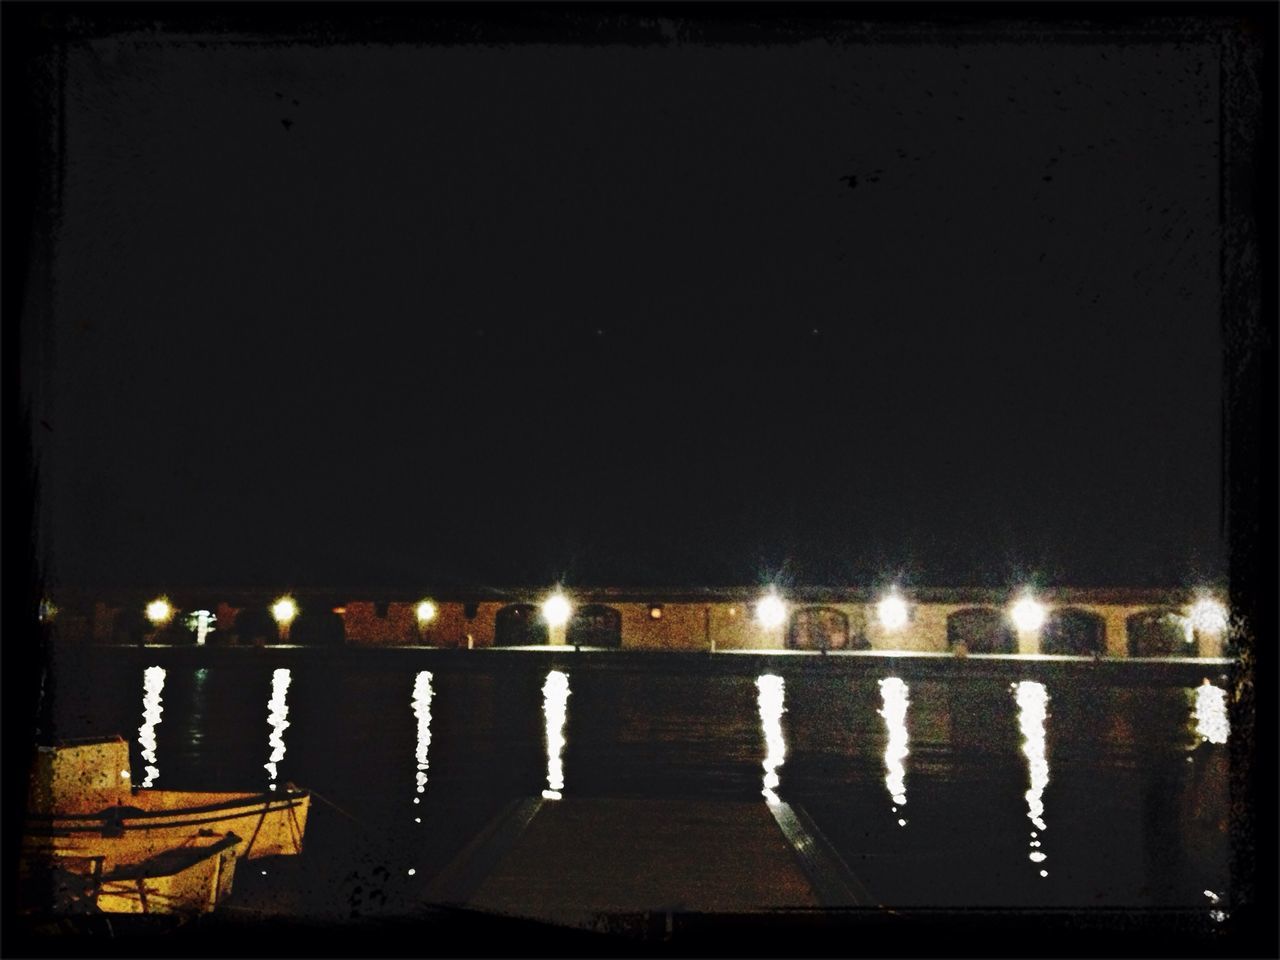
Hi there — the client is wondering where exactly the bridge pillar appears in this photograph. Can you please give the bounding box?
[1102,608,1131,658]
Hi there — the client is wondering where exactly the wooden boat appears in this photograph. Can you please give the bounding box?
[96,832,240,915]
[23,736,310,873]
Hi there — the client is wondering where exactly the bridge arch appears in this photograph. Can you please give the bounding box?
[292,610,346,647]
[567,604,622,648]
[1127,608,1196,657]
[786,606,868,650]
[111,607,150,645]
[494,604,549,646]
[1040,607,1106,656]
[946,607,1016,654]
[232,607,278,645]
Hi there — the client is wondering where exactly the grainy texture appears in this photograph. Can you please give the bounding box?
[468,797,820,921]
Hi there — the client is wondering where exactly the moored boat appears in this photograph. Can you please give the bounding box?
[23,736,310,873]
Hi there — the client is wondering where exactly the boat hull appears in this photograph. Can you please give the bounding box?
[95,832,240,915]
[24,788,310,871]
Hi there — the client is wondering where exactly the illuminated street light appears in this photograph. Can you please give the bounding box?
[1010,595,1047,633]
[877,591,910,631]
[271,596,298,642]
[541,592,572,628]
[146,598,174,627]
[755,592,787,629]
[416,600,438,625]
[1187,596,1228,636]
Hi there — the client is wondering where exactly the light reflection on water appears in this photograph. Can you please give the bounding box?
[55,660,1237,911]
[1193,682,1229,744]
[412,671,434,820]
[756,674,786,803]
[138,666,166,788]
[878,677,909,825]
[1015,680,1050,877]
[265,668,292,790]
[542,670,569,800]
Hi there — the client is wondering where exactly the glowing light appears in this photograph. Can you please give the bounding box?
[1016,680,1050,875]
[649,605,663,620]
[1193,682,1230,744]
[415,601,438,625]
[878,677,910,813]
[542,670,570,799]
[145,598,174,626]
[756,674,786,802]
[877,593,910,631]
[271,597,298,626]
[264,668,292,789]
[184,609,215,645]
[541,593,572,628]
[1187,597,1228,636]
[138,665,166,788]
[755,593,786,630]
[1010,596,1047,633]
[407,868,416,876]
[412,672,434,804]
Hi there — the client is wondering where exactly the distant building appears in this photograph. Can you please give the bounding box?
[38,586,1231,658]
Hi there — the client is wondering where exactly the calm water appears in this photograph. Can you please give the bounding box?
[37,649,1234,922]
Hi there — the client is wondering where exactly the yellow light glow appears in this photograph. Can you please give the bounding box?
[1187,597,1228,636]
[416,600,438,625]
[649,605,663,620]
[755,593,787,629]
[541,592,572,628]
[877,593,910,631]
[145,598,174,626]
[271,597,298,626]
[1011,596,1047,633]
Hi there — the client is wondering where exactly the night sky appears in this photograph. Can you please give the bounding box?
[22,10,1237,591]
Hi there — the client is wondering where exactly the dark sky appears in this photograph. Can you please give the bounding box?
[23,11,1237,591]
